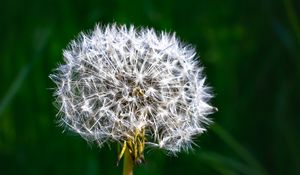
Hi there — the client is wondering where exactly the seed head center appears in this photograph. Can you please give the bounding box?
[132,86,145,97]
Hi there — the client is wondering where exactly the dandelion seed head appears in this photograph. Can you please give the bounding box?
[50,23,215,154]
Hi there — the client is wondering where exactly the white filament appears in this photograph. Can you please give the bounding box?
[50,24,214,153]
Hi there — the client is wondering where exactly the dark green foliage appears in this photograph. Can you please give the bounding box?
[0,0,299,174]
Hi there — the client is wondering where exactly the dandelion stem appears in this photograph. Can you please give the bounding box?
[123,149,133,175]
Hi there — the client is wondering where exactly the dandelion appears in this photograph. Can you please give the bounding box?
[50,23,216,174]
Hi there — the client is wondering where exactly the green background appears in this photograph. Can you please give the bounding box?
[1,0,299,174]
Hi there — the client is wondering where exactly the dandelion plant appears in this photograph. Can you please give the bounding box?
[50,23,216,175]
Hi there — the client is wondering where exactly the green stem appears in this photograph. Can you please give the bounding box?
[123,149,133,175]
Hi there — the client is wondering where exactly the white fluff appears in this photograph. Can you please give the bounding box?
[50,24,215,153]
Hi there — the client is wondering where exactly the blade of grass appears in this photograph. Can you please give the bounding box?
[196,151,264,175]
[212,124,269,175]
[283,0,300,44]
[0,27,51,116]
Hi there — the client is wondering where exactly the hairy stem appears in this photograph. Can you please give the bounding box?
[123,149,133,175]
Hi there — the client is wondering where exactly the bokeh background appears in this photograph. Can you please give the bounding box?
[1,0,299,174]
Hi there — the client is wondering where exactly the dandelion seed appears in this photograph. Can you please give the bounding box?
[50,23,216,171]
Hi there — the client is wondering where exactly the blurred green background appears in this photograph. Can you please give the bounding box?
[1,0,299,174]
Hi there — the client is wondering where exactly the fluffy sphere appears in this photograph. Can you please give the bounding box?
[50,24,214,153]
